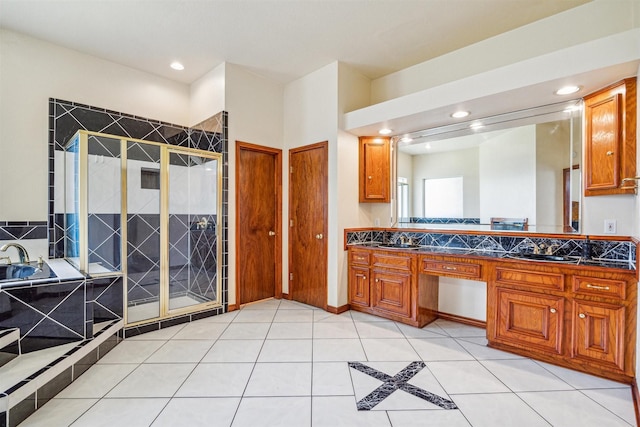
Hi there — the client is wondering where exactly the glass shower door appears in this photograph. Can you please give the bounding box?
[167,150,220,312]
[125,141,162,323]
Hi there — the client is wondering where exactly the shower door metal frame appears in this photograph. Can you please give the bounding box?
[123,140,223,326]
[65,130,223,328]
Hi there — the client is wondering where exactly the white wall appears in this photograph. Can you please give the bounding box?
[283,62,339,304]
[410,147,480,218]
[0,29,190,221]
[479,127,536,223]
[337,63,373,306]
[370,1,638,103]
[189,64,226,127]
[536,121,570,227]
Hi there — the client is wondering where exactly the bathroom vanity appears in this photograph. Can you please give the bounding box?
[346,230,638,384]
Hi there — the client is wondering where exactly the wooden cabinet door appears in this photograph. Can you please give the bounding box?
[494,288,564,354]
[371,269,411,317]
[584,78,637,196]
[349,265,370,308]
[584,89,621,192]
[359,137,390,203]
[572,300,625,371]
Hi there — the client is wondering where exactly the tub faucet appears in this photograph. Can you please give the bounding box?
[0,243,30,264]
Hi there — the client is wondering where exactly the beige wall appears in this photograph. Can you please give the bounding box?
[0,29,190,221]
[370,1,639,103]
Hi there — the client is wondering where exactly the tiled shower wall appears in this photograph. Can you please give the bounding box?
[47,98,229,310]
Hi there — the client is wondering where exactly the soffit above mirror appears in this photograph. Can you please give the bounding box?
[344,29,640,139]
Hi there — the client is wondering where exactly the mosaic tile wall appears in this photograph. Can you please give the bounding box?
[47,98,229,312]
[0,279,87,353]
[346,229,637,267]
[405,217,481,225]
[0,222,48,241]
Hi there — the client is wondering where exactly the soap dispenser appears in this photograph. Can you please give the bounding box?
[581,236,592,260]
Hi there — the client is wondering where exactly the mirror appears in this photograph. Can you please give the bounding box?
[394,101,583,233]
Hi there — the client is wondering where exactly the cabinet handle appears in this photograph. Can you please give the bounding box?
[268,231,276,236]
[549,308,557,314]
[368,175,373,180]
[316,233,323,239]
[375,279,379,282]
[362,276,366,280]
[606,151,614,156]
[586,284,610,290]
[442,266,457,271]
[579,313,586,319]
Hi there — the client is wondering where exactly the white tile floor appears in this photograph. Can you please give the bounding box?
[20,299,636,426]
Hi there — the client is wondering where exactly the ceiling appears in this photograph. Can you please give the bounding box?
[0,0,590,85]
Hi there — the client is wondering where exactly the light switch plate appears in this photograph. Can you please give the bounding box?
[604,219,617,234]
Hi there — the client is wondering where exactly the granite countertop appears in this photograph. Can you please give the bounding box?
[349,242,636,272]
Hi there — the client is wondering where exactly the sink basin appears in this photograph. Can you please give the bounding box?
[377,243,422,250]
[0,262,57,283]
[510,253,575,263]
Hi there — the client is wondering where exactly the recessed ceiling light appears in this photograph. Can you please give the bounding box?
[400,136,413,143]
[555,85,580,95]
[451,111,470,118]
[170,61,185,71]
[378,128,392,135]
[469,122,484,130]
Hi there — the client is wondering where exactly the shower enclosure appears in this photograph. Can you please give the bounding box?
[64,131,222,325]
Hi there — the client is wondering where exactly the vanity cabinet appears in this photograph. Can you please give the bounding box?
[347,247,437,327]
[359,136,390,203]
[584,77,637,196]
[488,260,636,382]
[348,249,370,308]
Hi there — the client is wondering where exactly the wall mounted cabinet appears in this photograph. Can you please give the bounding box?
[359,137,390,203]
[584,77,637,196]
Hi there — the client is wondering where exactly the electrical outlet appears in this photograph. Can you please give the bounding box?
[604,219,617,234]
[374,218,381,227]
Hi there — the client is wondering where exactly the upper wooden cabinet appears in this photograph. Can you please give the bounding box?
[584,77,637,196]
[359,136,390,203]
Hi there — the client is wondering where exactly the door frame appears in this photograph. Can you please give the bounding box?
[288,141,328,310]
[235,141,283,307]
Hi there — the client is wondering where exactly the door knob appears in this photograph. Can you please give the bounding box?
[315,233,323,239]
[268,231,276,236]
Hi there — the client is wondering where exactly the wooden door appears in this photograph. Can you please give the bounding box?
[572,300,625,371]
[289,142,328,309]
[236,142,282,305]
[494,288,564,354]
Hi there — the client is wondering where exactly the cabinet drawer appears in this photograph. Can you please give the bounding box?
[572,276,626,300]
[372,253,412,271]
[495,267,564,291]
[349,250,370,266]
[421,259,481,279]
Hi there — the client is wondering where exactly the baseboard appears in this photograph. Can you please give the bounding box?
[437,311,486,329]
[227,303,239,312]
[632,379,640,427]
[282,292,291,300]
[327,304,350,314]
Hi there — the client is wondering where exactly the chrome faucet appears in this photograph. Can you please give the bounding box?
[0,243,30,264]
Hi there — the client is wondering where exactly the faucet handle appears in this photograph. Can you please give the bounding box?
[0,256,11,265]
[545,244,559,255]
